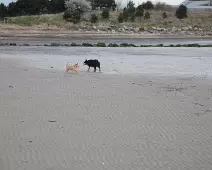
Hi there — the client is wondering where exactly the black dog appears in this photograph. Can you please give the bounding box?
[84,59,101,72]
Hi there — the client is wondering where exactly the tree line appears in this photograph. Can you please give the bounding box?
[0,0,116,19]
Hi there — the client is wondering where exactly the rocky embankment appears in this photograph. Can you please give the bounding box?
[81,25,212,37]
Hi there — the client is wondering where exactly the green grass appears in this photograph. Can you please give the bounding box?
[7,13,65,26]
[3,10,212,30]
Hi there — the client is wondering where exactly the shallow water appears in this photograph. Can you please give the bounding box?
[1,46,212,77]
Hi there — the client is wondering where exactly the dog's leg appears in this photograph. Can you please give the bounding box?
[94,67,96,72]
[87,67,90,71]
[98,66,101,72]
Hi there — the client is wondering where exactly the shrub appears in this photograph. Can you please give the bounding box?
[130,14,135,22]
[144,11,150,19]
[65,0,91,14]
[135,5,144,17]
[141,1,154,10]
[123,8,128,21]
[162,12,167,19]
[96,42,106,47]
[82,43,93,47]
[126,0,136,14]
[118,13,124,23]
[175,5,187,19]
[101,8,109,19]
[63,9,81,24]
[51,43,61,46]
[90,13,98,23]
[108,43,119,47]
[64,0,91,23]
[71,43,81,46]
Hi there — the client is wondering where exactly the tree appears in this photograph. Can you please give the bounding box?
[162,12,167,18]
[48,0,65,13]
[65,0,91,15]
[0,3,7,19]
[122,0,135,21]
[144,11,150,19]
[141,1,154,10]
[88,0,116,10]
[64,0,91,23]
[90,13,98,23]
[135,5,144,17]
[176,4,187,19]
[122,8,128,21]
[118,12,124,23]
[101,8,109,18]
[7,2,17,17]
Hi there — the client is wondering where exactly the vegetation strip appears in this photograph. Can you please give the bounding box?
[0,42,212,48]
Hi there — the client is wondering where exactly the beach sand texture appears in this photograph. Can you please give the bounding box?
[0,58,212,170]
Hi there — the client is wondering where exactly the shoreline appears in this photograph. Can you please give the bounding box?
[1,32,212,40]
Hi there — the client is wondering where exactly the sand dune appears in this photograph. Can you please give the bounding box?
[0,58,212,170]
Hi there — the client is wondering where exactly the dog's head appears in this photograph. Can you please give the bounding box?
[74,63,79,68]
[83,59,88,65]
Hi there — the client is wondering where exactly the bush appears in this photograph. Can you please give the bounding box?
[126,0,136,14]
[65,0,91,14]
[144,11,150,19]
[130,14,135,22]
[118,13,124,23]
[82,43,93,47]
[63,9,81,24]
[108,43,119,47]
[175,5,187,19]
[64,0,91,23]
[123,8,128,21]
[101,8,109,19]
[90,13,98,23]
[141,1,154,10]
[135,5,144,17]
[162,12,167,19]
[96,42,106,47]
[51,43,61,46]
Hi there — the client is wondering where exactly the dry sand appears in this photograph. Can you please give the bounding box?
[1,57,212,170]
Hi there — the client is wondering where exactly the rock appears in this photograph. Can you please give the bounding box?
[110,25,117,29]
[188,26,192,30]
[172,26,176,32]
[123,26,129,31]
[92,26,97,30]
[183,27,189,31]
[118,27,125,33]
[144,27,148,31]
[107,27,112,31]
[134,27,139,33]
[194,27,198,31]
[9,43,17,46]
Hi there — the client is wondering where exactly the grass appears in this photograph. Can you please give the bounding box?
[2,10,212,30]
[6,13,65,27]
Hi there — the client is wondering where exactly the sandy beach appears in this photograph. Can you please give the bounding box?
[1,51,212,170]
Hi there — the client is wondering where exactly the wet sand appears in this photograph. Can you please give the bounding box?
[1,35,212,46]
[1,56,212,170]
